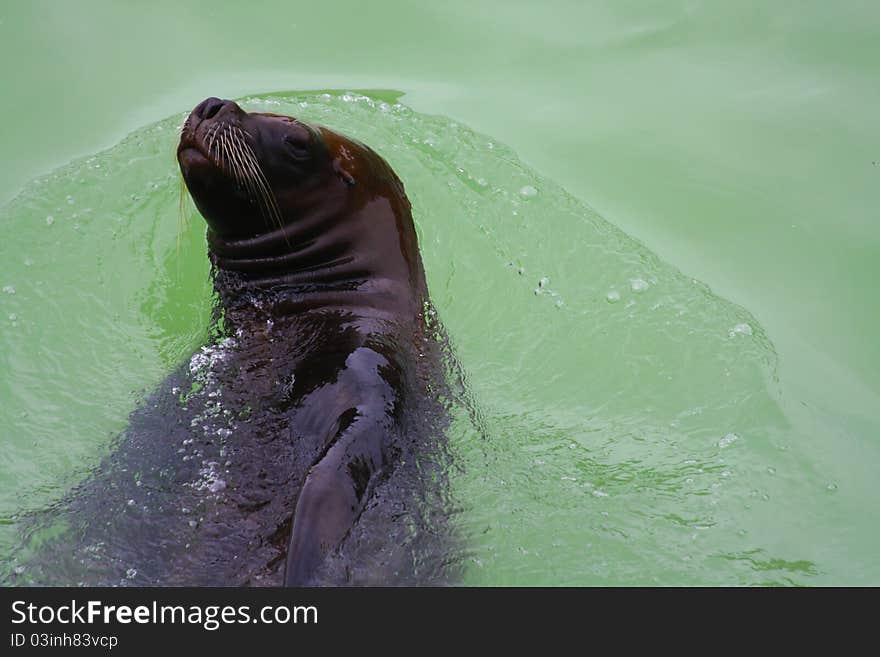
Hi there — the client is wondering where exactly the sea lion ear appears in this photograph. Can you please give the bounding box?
[332,158,356,186]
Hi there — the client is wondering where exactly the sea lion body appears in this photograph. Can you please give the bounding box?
[130,300,436,585]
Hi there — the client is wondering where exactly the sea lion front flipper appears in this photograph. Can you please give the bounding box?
[283,411,388,586]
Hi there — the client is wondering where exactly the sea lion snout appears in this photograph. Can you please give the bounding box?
[181,97,241,143]
[193,97,232,121]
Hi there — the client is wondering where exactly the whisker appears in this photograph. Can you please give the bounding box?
[244,153,284,232]
[207,123,290,245]
[206,124,217,158]
[223,132,256,196]
[235,132,285,230]
[224,133,273,232]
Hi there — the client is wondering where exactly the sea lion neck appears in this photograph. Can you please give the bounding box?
[206,190,427,325]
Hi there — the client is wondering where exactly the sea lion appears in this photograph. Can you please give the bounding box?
[173,96,439,585]
[7,97,452,588]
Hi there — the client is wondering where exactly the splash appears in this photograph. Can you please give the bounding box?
[0,91,817,585]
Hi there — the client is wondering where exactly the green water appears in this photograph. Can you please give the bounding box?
[1,1,878,585]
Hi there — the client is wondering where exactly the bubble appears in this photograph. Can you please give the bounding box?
[718,433,739,448]
[2,285,15,295]
[728,323,753,337]
[630,278,650,292]
[605,289,621,303]
[767,467,776,475]
[209,479,227,493]
[826,483,838,492]
[518,185,538,198]
[125,568,137,579]
[45,215,55,226]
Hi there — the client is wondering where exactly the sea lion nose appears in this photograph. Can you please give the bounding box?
[194,97,231,121]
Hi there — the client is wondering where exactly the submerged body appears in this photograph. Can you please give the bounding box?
[13,304,450,585]
[11,97,454,586]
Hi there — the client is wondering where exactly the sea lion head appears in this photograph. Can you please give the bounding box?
[177,97,375,241]
[176,96,424,314]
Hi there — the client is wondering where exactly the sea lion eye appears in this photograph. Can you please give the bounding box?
[284,135,311,161]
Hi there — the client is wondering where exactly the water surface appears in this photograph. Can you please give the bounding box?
[1,1,878,585]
